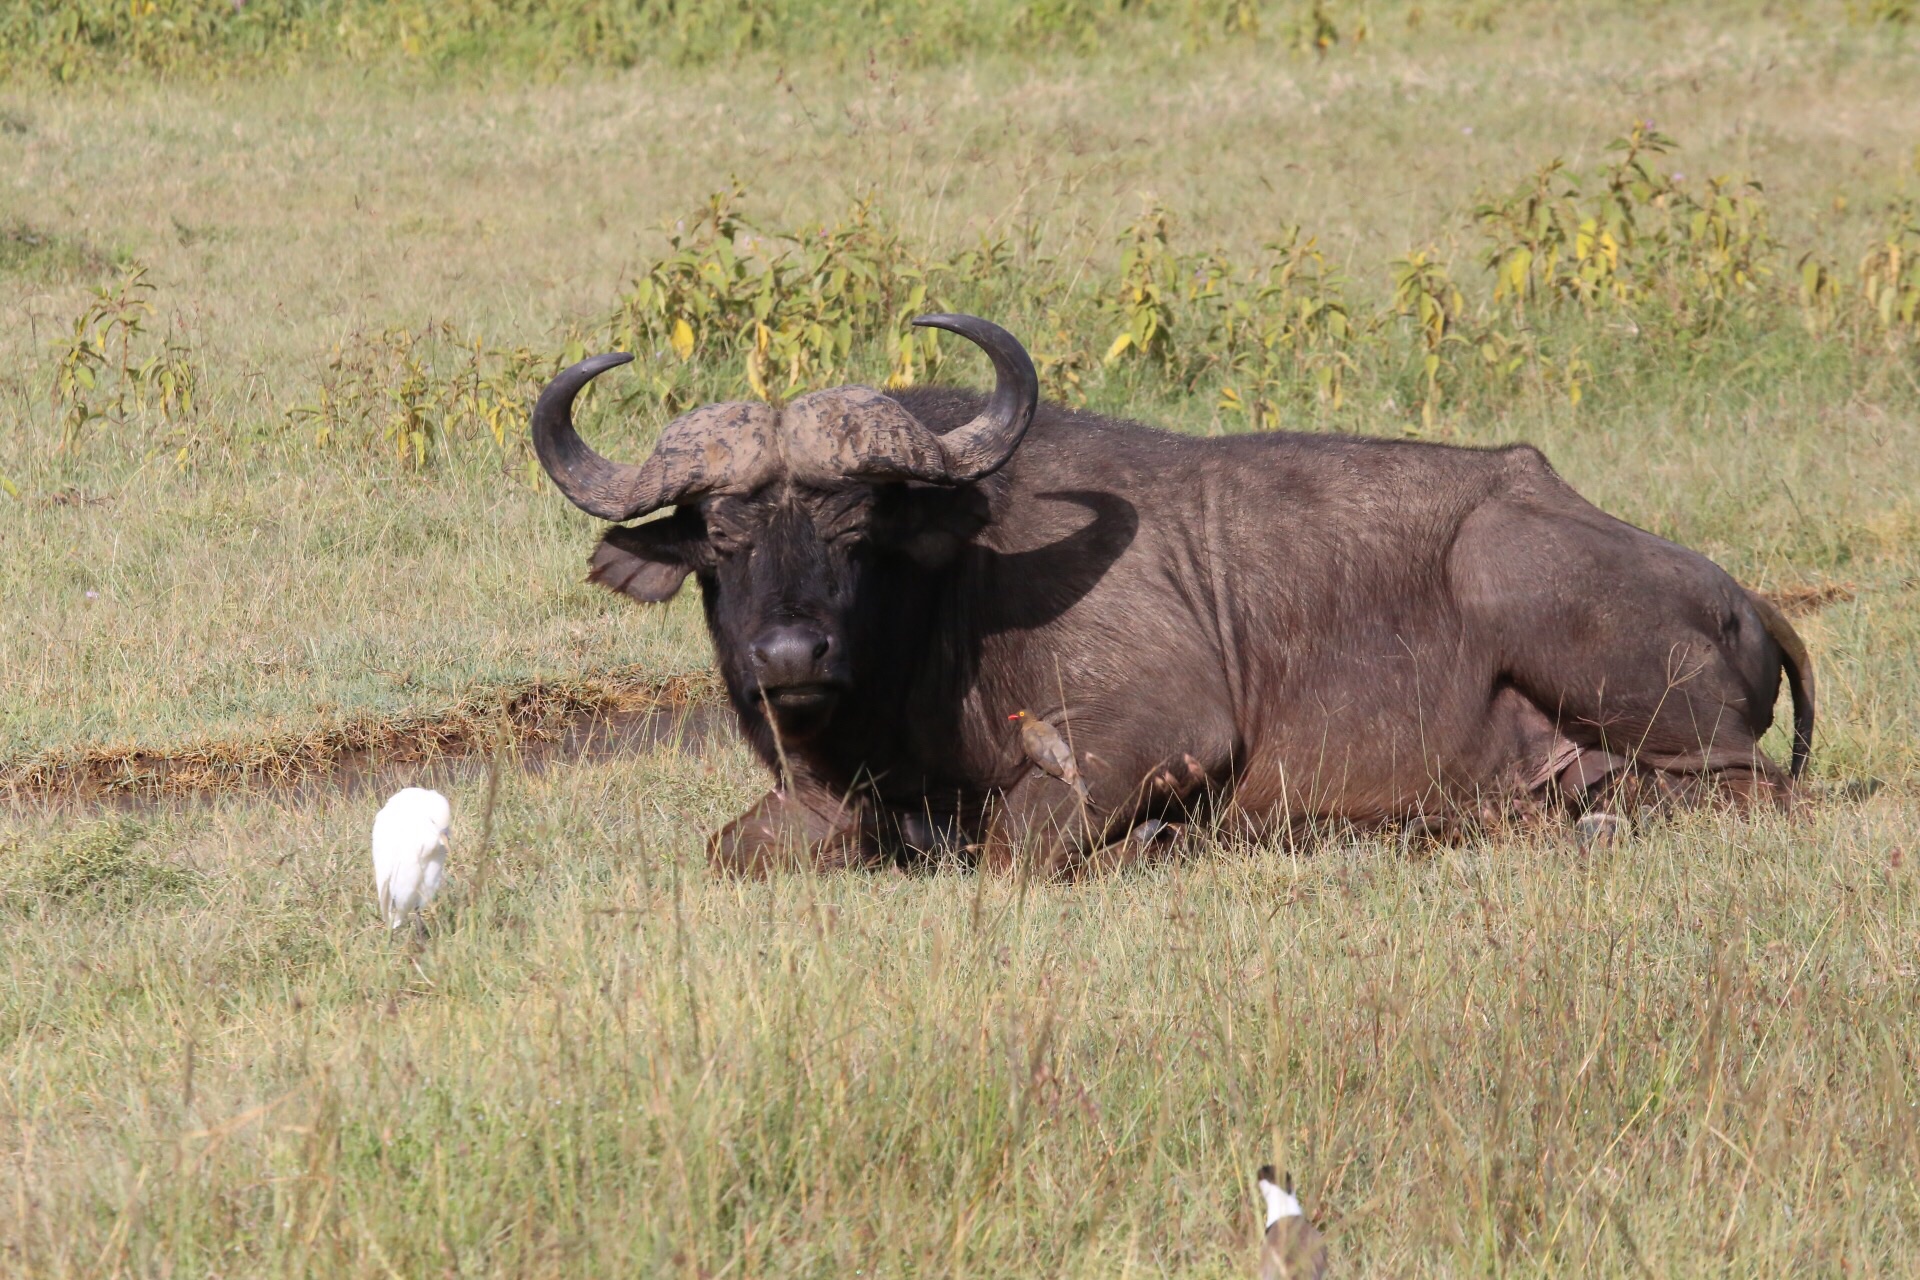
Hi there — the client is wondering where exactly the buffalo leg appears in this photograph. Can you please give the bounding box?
[1638,760,1790,812]
[1455,495,1796,808]
[1710,763,1791,810]
[984,755,1204,878]
[708,786,872,877]
[994,738,1236,875]
[983,767,1128,875]
[978,776,1089,878]
[1547,747,1789,820]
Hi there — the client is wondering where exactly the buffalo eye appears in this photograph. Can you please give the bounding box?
[825,524,869,551]
[703,520,751,557]
[814,494,875,550]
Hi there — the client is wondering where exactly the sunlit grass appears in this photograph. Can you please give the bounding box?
[3,757,1917,1273]
[2,2,1919,1273]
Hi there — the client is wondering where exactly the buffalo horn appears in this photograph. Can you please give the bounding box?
[908,313,1040,481]
[531,352,775,520]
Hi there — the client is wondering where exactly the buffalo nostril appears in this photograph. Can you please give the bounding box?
[749,626,832,684]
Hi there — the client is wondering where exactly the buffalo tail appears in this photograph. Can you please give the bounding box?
[1747,589,1816,779]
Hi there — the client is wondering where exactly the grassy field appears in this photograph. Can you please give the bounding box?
[4,1,1920,1273]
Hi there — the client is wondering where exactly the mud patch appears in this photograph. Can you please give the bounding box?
[3,668,733,812]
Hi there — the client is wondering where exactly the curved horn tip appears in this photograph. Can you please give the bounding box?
[531,350,651,522]
[902,313,1038,483]
[536,352,635,409]
[911,313,1014,340]
[908,314,1036,386]
[573,351,635,376]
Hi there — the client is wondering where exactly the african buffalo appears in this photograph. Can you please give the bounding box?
[533,314,1813,875]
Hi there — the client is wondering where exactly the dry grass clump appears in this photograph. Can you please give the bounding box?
[0,219,113,281]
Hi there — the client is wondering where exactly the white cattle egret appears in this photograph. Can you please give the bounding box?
[372,787,451,932]
[1257,1166,1328,1280]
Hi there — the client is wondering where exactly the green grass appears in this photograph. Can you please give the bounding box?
[4,1,1920,1273]
[3,759,1917,1273]
[5,0,1817,83]
[0,457,713,761]
[0,221,115,282]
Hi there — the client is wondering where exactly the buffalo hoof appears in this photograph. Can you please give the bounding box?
[1574,812,1627,850]
[1131,818,1183,847]
[707,789,870,877]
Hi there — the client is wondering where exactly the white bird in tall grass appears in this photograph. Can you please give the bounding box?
[372,787,451,933]
[1257,1165,1328,1280]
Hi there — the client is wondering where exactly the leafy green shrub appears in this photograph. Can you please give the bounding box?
[49,263,199,452]
[1214,227,1359,423]
[603,186,947,407]
[0,221,113,281]
[1100,204,1185,371]
[292,323,562,474]
[1795,203,1920,346]
[1284,0,1357,54]
[1094,205,1367,422]
[1474,124,1778,331]
[284,188,1013,473]
[1389,249,1468,428]
[1027,307,1101,405]
[1857,207,1920,341]
[43,121,1912,489]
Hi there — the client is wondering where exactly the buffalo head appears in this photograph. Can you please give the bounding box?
[532,314,1037,740]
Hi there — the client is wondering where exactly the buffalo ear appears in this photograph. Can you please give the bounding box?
[587,512,708,603]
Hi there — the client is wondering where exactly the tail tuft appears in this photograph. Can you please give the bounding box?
[1748,590,1816,779]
